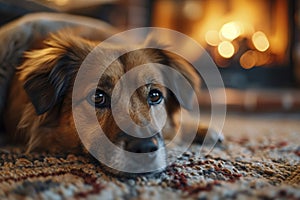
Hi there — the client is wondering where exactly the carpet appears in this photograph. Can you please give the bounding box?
[0,114,299,200]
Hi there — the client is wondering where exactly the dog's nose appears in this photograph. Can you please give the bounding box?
[125,136,159,153]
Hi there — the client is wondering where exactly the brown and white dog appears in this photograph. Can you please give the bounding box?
[0,13,222,175]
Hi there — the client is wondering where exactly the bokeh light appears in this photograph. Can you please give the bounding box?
[240,50,257,69]
[220,22,242,41]
[205,30,220,46]
[218,41,235,58]
[252,31,270,52]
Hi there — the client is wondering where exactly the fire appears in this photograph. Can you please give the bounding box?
[152,0,288,69]
[204,21,274,68]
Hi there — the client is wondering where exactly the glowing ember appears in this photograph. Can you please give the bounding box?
[240,50,257,69]
[252,31,270,52]
[218,41,235,58]
[220,22,242,41]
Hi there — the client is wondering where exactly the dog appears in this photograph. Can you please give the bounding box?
[0,13,223,176]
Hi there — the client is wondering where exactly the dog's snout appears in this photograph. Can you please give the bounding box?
[125,136,159,153]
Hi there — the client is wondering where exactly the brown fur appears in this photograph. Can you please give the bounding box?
[1,17,223,176]
[4,31,187,149]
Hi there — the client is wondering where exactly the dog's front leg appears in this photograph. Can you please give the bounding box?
[193,124,224,144]
[163,110,224,145]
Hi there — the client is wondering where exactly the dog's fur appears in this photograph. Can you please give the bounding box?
[0,13,222,176]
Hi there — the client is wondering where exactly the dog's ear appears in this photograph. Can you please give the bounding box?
[22,56,74,115]
[19,32,94,115]
[159,50,201,111]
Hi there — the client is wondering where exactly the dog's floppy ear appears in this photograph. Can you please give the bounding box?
[159,50,201,110]
[19,32,93,115]
[22,56,74,115]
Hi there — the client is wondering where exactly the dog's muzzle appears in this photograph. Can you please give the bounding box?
[100,132,167,177]
[123,134,160,153]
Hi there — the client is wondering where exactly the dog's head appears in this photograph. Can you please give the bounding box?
[17,31,201,175]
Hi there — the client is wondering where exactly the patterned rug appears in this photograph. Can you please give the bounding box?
[0,114,299,199]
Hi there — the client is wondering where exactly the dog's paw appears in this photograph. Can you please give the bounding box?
[193,125,224,145]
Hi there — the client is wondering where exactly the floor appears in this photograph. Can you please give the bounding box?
[0,113,299,199]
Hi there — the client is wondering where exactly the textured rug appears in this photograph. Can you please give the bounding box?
[0,114,300,200]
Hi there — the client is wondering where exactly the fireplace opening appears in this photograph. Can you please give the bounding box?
[152,0,295,89]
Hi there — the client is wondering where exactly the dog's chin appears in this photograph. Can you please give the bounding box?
[105,151,167,178]
[101,165,166,179]
[88,146,167,178]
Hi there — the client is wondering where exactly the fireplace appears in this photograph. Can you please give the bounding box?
[0,0,299,111]
[150,0,300,112]
[152,0,295,89]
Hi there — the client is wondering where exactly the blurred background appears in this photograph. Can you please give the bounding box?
[0,0,299,112]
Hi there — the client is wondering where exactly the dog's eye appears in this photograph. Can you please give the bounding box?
[88,90,110,108]
[148,89,163,106]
